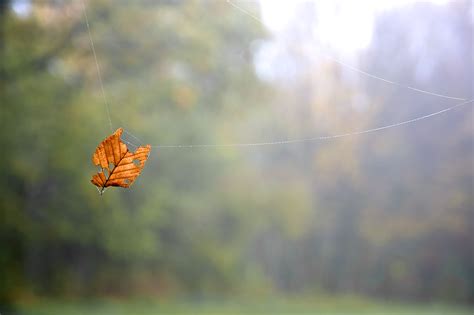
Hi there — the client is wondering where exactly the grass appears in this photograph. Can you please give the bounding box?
[15,296,473,315]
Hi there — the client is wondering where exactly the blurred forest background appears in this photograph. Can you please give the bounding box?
[1,0,473,313]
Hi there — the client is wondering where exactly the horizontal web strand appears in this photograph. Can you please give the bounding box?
[122,99,473,149]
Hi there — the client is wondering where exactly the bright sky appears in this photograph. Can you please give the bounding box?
[252,0,452,81]
[259,0,450,54]
[12,0,31,18]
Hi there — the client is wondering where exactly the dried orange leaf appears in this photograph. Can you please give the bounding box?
[91,128,151,195]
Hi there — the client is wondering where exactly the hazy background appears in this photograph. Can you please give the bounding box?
[1,0,473,314]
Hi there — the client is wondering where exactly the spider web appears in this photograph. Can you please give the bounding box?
[81,0,473,150]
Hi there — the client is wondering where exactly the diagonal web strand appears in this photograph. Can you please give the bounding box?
[226,0,466,101]
[81,0,113,132]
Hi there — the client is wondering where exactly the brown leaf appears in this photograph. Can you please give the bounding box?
[91,128,151,195]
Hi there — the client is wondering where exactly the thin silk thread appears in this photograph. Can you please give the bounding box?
[80,0,471,149]
[226,0,465,101]
[123,99,473,148]
[81,0,113,132]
